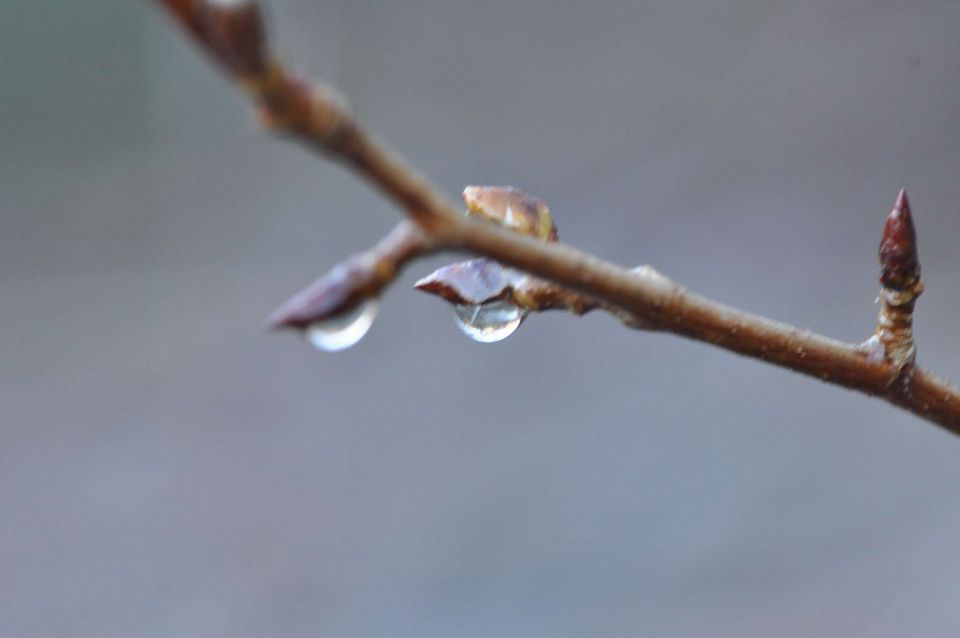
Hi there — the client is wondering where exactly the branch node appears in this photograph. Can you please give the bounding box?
[250,67,354,150]
[417,187,651,329]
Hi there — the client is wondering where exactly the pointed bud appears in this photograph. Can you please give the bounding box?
[204,0,268,77]
[155,0,269,77]
[268,258,376,331]
[414,258,525,305]
[879,188,920,290]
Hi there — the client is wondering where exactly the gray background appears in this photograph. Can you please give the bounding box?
[3,1,960,636]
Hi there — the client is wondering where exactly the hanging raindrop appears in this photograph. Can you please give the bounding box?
[453,299,525,343]
[305,298,379,352]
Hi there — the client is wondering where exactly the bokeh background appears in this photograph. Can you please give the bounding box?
[3,1,960,636]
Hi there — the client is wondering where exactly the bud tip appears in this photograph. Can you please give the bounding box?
[879,187,919,289]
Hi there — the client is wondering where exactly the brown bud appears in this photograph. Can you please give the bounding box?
[416,187,562,314]
[268,257,376,331]
[462,186,558,241]
[414,258,526,306]
[203,0,268,78]
[879,188,920,290]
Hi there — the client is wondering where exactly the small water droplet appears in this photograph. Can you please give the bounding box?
[305,298,379,352]
[453,299,525,343]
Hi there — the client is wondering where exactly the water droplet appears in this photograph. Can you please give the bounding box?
[453,299,525,343]
[305,298,379,352]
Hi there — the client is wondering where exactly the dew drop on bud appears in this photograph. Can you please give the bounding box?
[453,299,525,343]
[305,298,379,352]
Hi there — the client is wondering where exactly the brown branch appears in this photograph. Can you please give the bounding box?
[153,0,960,435]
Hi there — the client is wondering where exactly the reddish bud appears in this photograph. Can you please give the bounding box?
[879,188,920,290]
[414,258,525,306]
[416,188,561,310]
[204,0,268,77]
[268,258,376,331]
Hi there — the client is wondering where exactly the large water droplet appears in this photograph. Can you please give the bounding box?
[305,299,379,352]
[453,299,525,343]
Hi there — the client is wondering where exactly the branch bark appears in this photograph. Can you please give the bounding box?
[153,0,960,435]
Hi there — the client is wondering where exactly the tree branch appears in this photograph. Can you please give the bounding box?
[153,0,960,435]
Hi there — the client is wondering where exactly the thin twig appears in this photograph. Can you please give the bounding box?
[153,0,960,435]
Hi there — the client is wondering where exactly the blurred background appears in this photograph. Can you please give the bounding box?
[3,0,960,636]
